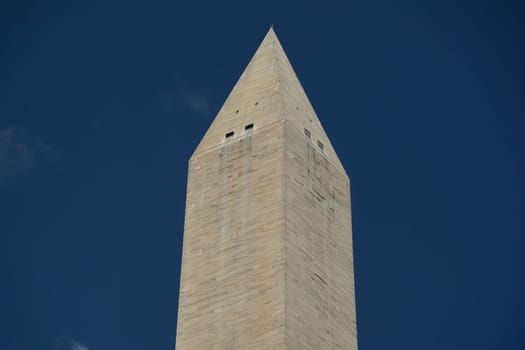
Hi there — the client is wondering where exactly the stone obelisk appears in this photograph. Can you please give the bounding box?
[175,28,357,350]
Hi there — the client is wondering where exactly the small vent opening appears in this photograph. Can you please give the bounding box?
[317,140,324,151]
[304,128,311,139]
[225,131,234,139]
[245,123,254,131]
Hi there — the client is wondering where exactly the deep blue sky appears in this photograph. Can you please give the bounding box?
[1,1,524,350]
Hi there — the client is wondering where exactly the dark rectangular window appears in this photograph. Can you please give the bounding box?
[304,128,311,139]
[317,140,324,151]
[245,123,254,131]
[225,131,234,139]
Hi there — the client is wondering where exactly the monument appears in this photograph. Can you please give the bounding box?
[175,27,357,349]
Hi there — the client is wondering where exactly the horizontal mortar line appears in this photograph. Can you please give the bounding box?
[192,120,348,178]
[192,119,287,156]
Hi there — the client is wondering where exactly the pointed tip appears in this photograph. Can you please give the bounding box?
[194,25,345,171]
[266,25,277,37]
[261,25,280,47]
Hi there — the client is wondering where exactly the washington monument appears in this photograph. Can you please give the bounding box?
[175,28,357,349]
